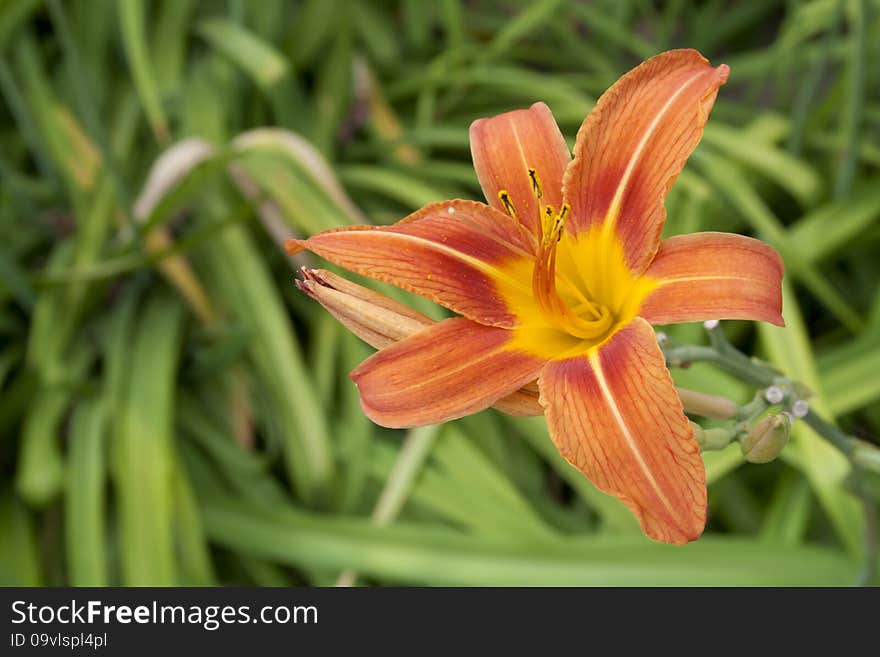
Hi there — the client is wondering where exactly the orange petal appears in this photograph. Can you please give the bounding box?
[538,317,706,544]
[470,102,570,239]
[563,49,729,274]
[639,232,784,326]
[289,200,534,328]
[352,317,545,428]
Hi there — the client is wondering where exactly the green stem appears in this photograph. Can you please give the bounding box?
[665,344,775,387]
[665,325,880,585]
[664,341,874,462]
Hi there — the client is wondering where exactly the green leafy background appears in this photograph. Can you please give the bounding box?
[1,0,878,586]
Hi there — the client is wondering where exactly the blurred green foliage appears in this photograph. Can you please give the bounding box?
[0,0,879,586]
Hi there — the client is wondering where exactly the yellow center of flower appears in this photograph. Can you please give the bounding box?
[497,168,656,359]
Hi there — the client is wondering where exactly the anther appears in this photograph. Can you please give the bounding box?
[528,168,543,199]
[558,203,570,224]
[556,204,570,241]
[497,190,518,218]
[541,205,556,241]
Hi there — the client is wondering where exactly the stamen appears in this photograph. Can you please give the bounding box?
[497,190,518,219]
[554,203,569,242]
[541,204,556,241]
[528,168,543,199]
[531,203,613,341]
[557,203,569,227]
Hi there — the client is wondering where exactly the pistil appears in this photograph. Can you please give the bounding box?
[531,200,614,341]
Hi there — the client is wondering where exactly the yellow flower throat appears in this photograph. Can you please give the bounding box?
[497,167,655,357]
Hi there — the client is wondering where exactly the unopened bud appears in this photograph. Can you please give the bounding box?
[295,268,433,350]
[691,422,732,451]
[741,413,791,463]
[296,269,547,417]
[677,388,738,420]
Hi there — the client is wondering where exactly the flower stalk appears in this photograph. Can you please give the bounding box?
[669,322,879,583]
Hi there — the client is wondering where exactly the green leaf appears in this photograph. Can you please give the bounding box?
[118,0,169,142]
[702,123,823,205]
[484,0,566,60]
[114,292,185,585]
[819,334,880,415]
[197,18,289,91]
[65,398,109,586]
[339,165,455,211]
[0,489,42,586]
[787,182,880,264]
[198,219,336,504]
[203,498,858,586]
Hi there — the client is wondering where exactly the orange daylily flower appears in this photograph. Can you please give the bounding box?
[287,49,784,544]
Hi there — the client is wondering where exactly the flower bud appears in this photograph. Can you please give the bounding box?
[296,269,546,417]
[677,388,737,420]
[741,413,791,463]
[691,422,732,451]
[296,268,433,349]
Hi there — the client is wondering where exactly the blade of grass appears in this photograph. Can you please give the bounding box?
[178,393,290,508]
[65,397,108,586]
[172,457,217,585]
[339,165,457,210]
[336,333,375,513]
[761,470,813,546]
[336,424,441,586]
[288,0,339,66]
[483,0,566,61]
[118,0,169,143]
[0,488,42,586]
[702,123,823,205]
[198,216,335,503]
[787,182,880,264]
[152,0,196,93]
[833,0,866,198]
[0,0,42,49]
[114,292,185,585]
[197,18,289,92]
[202,496,858,585]
[819,335,880,415]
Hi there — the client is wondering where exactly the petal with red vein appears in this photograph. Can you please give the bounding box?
[563,49,729,274]
[538,317,706,544]
[352,317,545,428]
[639,232,784,326]
[470,102,570,238]
[290,200,534,328]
